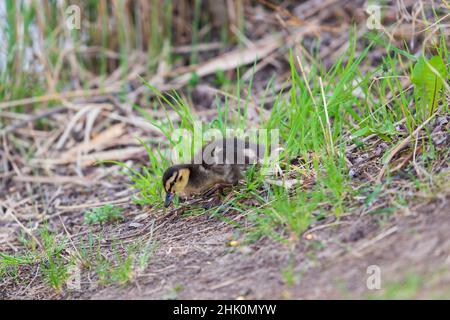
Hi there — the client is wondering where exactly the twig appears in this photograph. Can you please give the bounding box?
[354,226,398,254]
[54,196,130,212]
[13,175,93,187]
[1,203,42,248]
[0,107,67,135]
[304,220,352,236]
[59,216,84,263]
[19,264,40,296]
[376,114,436,183]
[0,87,120,110]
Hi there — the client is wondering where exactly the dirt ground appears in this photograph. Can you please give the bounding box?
[1,0,449,300]
[1,147,449,300]
[70,191,448,300]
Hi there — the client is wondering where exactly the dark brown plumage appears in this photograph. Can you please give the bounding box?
[162,137,265,207]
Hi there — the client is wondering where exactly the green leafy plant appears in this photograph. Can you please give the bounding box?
[84,205,124,225]
[411,55,448,120]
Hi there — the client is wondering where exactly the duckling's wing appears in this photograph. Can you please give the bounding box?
[195,137,266,166]
[200,138,226,166]
[192,138,229,166]
[225,137,265,165]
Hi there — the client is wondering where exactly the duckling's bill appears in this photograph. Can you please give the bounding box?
[165,192,175,207]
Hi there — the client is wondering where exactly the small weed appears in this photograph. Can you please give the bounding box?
[79,235,157,287]
[95,248,147,286]
[94,247,135,286]
[411,55,448,121]
[163,284,184,300]
[0,252,36,284]
[0,227,71,291]
[367,274,422,300]
[39,227,70,291]
[281,260,298,287]
[84,205,124,225]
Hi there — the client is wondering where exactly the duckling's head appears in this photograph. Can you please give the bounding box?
[162,166,190,207]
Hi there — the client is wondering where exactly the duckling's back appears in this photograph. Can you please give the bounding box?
[194,137,266,166]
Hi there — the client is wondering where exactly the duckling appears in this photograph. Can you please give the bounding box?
[162,137,265,207]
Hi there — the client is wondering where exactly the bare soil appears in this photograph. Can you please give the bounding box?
[1,137,449,299]
[78,190,449,300]
[1,0,449,300]
[5,185,445,300]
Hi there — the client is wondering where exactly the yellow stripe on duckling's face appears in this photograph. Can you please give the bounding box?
[165,168,190,194]
[165,174,176,192]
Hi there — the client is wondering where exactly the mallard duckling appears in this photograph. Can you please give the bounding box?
[162,137,265,207]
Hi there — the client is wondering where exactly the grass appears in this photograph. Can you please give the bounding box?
[76,233,157,287]
[0,225,157,292]
[163,284,184,300]
[0,227,70,291]
[0,1,242,111]
[39,227,72,291]
[365,272,440,300]
[116,28,448,242]
[1,1,448,297]
[84,205,124,225]
[3,28,449,244]
[94,244,136,286]
[0,251,36,285]
[378,274,422,299]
